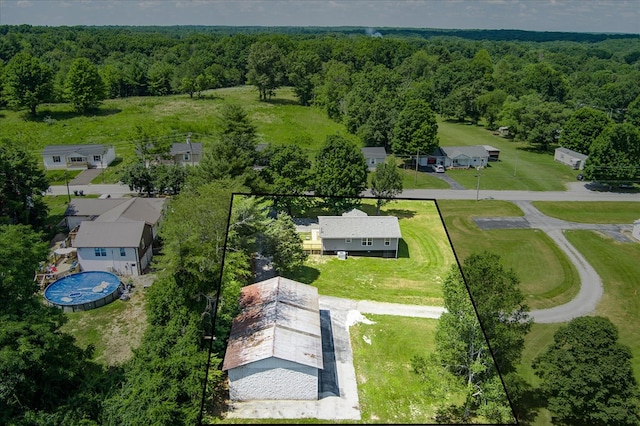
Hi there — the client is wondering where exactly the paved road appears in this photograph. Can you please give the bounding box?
[48,183,134,197]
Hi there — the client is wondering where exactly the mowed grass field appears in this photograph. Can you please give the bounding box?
[437,200,581,310]
[437,120,580,191]
[532,201,640,224]
[287,199,456,306]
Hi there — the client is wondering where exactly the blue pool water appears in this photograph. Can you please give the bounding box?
[44,271,121,309]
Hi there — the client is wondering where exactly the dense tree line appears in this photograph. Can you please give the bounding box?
[3,24,638,178]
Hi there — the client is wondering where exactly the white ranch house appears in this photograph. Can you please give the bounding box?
[222,277,323,401]
[42,144,116,170]
[318,209,402,258]
[425,145,489,169]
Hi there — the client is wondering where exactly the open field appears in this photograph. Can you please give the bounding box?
[438,120,580,191]
[288,199,456,306]
[60,285,148,366]
[4,87,583,191]
[532,201,640,224]
[349,314,467,423]
[437,200,581,310]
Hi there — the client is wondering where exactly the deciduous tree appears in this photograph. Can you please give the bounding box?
[533,316,640,425]
[584,123,640,182]
[391,99,439,159]
[65,57,105,113]
[264,212,308,275]
[313,134,368,214]
[370,156,403,215]
[3,52,54,115]
[246,41,284,101]
[560,107,612,155]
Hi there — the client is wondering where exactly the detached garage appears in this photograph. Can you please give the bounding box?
[222,277,324,401]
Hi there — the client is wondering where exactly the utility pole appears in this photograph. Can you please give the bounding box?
[476,166,481,201]
[187,132,194,166]
[414,148,419,186]
[64,170,71,203]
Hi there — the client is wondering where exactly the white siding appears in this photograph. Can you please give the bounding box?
[227,357,318,401]
[633,221,640,242]
[77,247,140,276]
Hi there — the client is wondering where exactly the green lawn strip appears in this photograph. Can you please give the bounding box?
[350,314,466,423]
[59,288,147,366]
[565,230,640,381]
[45,169,83,185]
[288,200,455,306]
[437,120,579,191]
[399,168,452,189]
[532,201,640,224]
[437,200,580,310]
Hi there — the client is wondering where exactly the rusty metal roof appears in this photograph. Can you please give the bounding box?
[222,277,323,371]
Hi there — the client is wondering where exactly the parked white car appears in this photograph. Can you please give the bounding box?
[435,165,445,173]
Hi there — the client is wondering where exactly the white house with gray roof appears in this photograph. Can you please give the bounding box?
[318,209,402,258]
[222,277,323,401]
[65,197,167,275]
[425,146,489,169]
[42,144,116,170]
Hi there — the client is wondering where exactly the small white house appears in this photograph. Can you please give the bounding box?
[554,147,588,170]
[42,144,116,170]
[222,277,323,401]
[361,147,388,171]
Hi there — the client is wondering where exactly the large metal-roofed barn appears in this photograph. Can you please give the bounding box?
[318,209,402,258]
[222,276,324,401]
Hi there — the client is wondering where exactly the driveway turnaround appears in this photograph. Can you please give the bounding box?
[473,200,635,323]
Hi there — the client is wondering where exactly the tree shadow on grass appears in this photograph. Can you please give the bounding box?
[512,386,548,426]
[25,107,122,122]
[396,238,410,259]
[263,97,299,106]
[383,208,416,219]
[284,265,320,285]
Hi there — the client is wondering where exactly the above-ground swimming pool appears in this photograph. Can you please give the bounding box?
[44,271,122,312]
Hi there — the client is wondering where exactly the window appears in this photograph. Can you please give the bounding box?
[361,238,373,246]
[94,248,107,257]
[183,153,190,161]
[93,155,101,162]
[53,156,61,163]
[120,248,126,256]
[384,238,391,246]
[345,238,352,243]
[370,158,376,164]
[69,156,84,163]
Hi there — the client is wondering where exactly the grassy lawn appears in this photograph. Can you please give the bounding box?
[437,200,580,310]
[532,201,640,224]
[398,167,452,190]
[287,199,456,306]
[60,285,148,366]
[350,315,467,423]
[437,120,579,191]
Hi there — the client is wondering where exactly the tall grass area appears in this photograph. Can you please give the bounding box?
[287,199,455,306]
[437,200,580,310]
[437,120,580,191]
[0,86,353,183]
[350,315,466,423]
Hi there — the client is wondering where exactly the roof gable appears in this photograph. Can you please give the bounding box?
[222,277,323,371]
[170,142,203,155]
[42,144,109,157]
[361,147,387,158]
[73,221,145,248]
[441,146,489,158]
[318,215,402,239]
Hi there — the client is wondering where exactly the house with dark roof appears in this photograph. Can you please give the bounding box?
[42,144,116,170]
[361,147,388,171]
[318,209,402,258]
[65,197,167,275]
[222,276,323,401]
[138,141,203,167]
